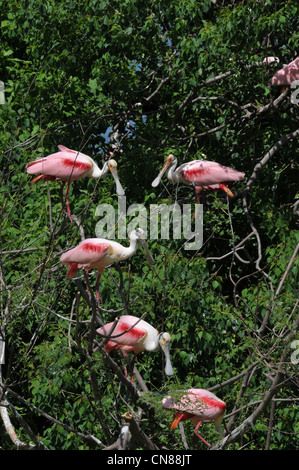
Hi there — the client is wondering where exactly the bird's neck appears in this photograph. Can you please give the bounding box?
[118,239,138,261]
[91,162,109,178]
[167,160,178,183]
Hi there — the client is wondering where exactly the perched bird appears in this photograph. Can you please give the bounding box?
[152,155,245,203]
[97,314,173,379]
[270,57,299,102]
[271,56,299,88]
[162,388,226,447]
[26,145,125,218]
[60,228,154,303]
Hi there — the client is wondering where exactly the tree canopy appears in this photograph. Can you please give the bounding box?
[0,0,298,451]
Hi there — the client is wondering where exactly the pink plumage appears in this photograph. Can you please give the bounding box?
[180,160,244,186]
[271,57,299,86]
[26,145,94,182]
[60,228,154,305]
[97,315,151,355]
[152,155,245,202]
[97,315,173,379]
[60,237,118,304]
[26,145,124,217]
[162,388,226,446]
[60,239,111,279]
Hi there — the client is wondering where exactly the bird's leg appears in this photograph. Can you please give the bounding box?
[194,421,210,447]
[59,182,66,209]
[59,182,72,221]
[95,269,104,307]
[64,183,72,220]
[122,352,129,378]
[82,268,93,303]
[195,186,201,204]
[192,187,202,219]
[129,354,137,383]
[120,353,137,383]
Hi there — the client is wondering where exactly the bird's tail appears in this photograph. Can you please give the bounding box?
[170,416,181,429]
[30,174,56,183]
[219,184,235,198]
[170,413,188,429]
[66,262,80,278]
[214,409,226,435]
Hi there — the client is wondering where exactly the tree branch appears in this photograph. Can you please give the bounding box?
[243,127,299,195]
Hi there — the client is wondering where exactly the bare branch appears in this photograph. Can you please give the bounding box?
[0,402,35,449]
[5,389,105,448]
[243,128,299,194]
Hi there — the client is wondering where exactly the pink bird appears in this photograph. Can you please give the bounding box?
[162,388,226,447]
[60,228,154,304]
[271,57,299,87]
[97,315,173,380]
[152,155,245,203]
[26,145,125,218]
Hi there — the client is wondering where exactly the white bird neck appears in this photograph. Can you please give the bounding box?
[117,237,139,261]
[144,333,159,351]
[91,161,109,179]
[167,158,179,183]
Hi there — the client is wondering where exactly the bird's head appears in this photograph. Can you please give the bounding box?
[108,159,125,196]
[130,228,155,265]
[129,227,145,241]
[108,159,117,171]
[165,154,175,165]
[158,332,174,376]
[151,154,176,187]
[159,331,171,344]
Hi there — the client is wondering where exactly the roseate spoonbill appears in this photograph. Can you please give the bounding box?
[97,315,174,379]
[152,155,245,203]
[162,388,226,447]
[271,57,299,88]
[60,228,154,303]
[26,145,125,217]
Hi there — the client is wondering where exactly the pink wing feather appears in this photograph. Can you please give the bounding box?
[162,389,226,419]
[26,146,92,182]
[60,239,111,276]
[180,160,245,186]
[97,316,146,351]
[104,340,136,354]
[57,145,77,153]
[271,57,299,86]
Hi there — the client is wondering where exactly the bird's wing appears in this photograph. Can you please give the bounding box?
[104,340,135,353]
[58,145,93,161]
[271,57,299,86]
[60,240,111,270]
[182,390,226,418]
[163,390,216,415]
[180,160,244,185]
[97,317,146,346]
[57,145,77,153]
[26,152,92,181]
